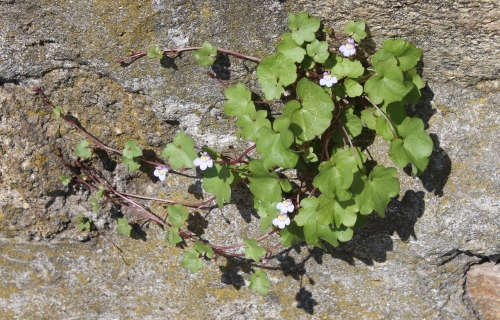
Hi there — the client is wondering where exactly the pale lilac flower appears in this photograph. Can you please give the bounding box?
[319,72,338,87]
[154,164,170,181]
[276,198,294,214]
[273,213,291,229]
[193,151,213,170]
[339,38,356,57]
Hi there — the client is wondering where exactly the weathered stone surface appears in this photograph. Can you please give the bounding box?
[466,262,500,320]
[0,0,499,319]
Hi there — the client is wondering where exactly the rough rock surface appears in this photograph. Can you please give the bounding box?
[0,0,499,319]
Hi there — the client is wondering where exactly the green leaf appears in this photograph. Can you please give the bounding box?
[306,40,329,63]
[147,45,163,59]
[317,194,359,228]
[255,118,299,169]
[364,56,414,104]
[255,200,280,234]
[249,270,272,296]
[122,156,141,172]
[389,117,433,176]
[382,39,422,71]
[165,226,183,246]
[283,78,334,141]
[331,109,363,142]
[344,20,367,42]
[116,217,132,236]
[243,239,267,262]
[53,106,61,120]
[76,215,91,231]
[236,110,271,141]
[277,33,306,63]
[202,163,234,208]
[193,42,217,66]
[95,184,106,201]
[90,197,100,214]
[361,109,377,130]
[247,160,290,203]
[344,78,363,97]
[123,140,143,159]
[287,12,320,45]
[325,55,364,79]
[293,197,320,245]
[194,240,214,259]
[224,83,256,117]
[402,69,423,103]
[279,221,305,246]
[181,249,203,273]
[256,53,297,100]
[371,49,395,67]
[312,149,358,200]
[58,175,71,186]
[351,166,400,217]
[167,204,189,227]
[161,131,198,169]
[75,140,92,159]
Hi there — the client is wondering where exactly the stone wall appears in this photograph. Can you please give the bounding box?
[1,0,499,318]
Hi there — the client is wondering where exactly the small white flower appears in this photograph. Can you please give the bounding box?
[319,72,338,87]
[154,165,170,181]
[339,38,356,57]
[193,151,213,170]
[276,198,294,214]
[273,213,291,229]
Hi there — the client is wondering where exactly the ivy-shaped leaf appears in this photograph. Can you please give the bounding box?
[293,197,322,246]
[317,194,359,228]
[90,197,100,214]
[306,40,329,63]
[351,166,400,217]
[147,45,163,59]
[76,215,92,231]
[75,139,92,159]
[202,163,234,208]
[287,12,320,45]
[382,39,422,71]
[331,108,363,142]
[312,149,358,200]
[122,156,141,172]
[255,118,299,169]
[282,78,334,141]
[165,226,183,246]
[53,106,61,120]
[247,159,291,203]
[344,20,367,42]
[243,238,267,262]
[364,56,414,104]
[256,53,297,100]
[167,204,189,227]
[161,131,198,169]
[181,249,203,273]
[248,270,272,296]
[236,110,271,141]
[279,221,305,247]
[123,140,143,159]
[116,217,132,236]
[193,42,217,66]
[277,33,306,63]
[344,78,363,97]
[194,240,214,259]
[389,117,433,176]
[58,175,71,186]
[224,83,256,117]
[255,200,280,234]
